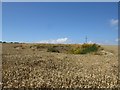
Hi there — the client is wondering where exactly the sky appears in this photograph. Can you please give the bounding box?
[2,2,118,45]
[2,0,120,2]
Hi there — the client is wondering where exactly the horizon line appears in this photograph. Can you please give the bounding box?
[0,41,118,45]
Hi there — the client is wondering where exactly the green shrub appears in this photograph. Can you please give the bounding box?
[70,43,101,54]
[80,43,100,54]
[3,41,6,43]
[47,46,60,53]
[70,48,81,54]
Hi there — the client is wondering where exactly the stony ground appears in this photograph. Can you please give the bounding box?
[2,43,119,88]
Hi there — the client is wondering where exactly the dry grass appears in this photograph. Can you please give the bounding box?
[2,43,119,88]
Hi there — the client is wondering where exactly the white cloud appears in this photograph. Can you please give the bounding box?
[56,38,68,43]
[110,19,118,26]
[88,41,94,44]
[37,38,68,44]
[38,40,49,43]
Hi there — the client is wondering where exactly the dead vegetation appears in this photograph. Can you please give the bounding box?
[2,43,118,88]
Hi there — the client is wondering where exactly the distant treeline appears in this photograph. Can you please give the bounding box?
[0,41,20,44]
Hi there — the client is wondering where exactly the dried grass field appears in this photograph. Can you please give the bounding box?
[2,43,119,88]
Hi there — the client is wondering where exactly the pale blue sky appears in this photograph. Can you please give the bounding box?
[2,2,118,44]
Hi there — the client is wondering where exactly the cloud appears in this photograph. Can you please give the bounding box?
[110,19,118,26]
[56,38,68,43]
[88,41,95,44]
[37,38,68,44]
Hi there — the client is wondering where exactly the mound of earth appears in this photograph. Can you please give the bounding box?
[2,43,118,88]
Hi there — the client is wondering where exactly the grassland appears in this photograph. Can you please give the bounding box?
[2,43,118,88]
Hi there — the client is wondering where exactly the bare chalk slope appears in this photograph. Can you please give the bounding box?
[2,43,118,88]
